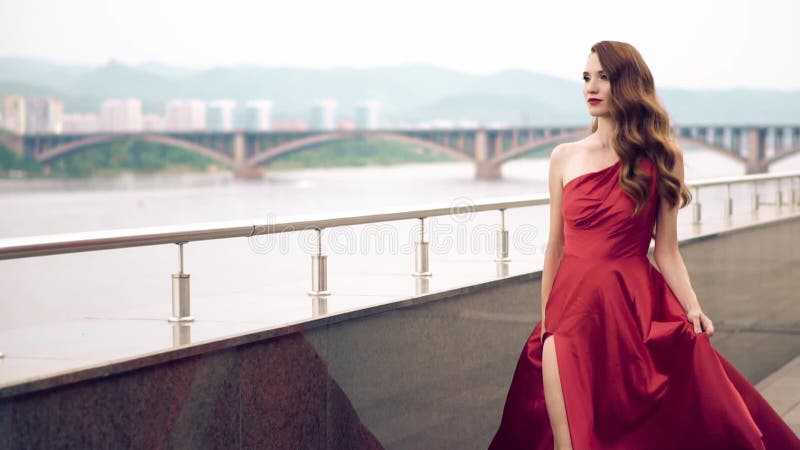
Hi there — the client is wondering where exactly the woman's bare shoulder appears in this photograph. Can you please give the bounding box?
[550,139,591,169]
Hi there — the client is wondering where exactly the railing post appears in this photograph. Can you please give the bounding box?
[495,209,510,262]
[415,277,430,296]
[496,261,509,278]
[312,296,328,316]
[308,228,330,297]
[172,323,191,347]
[413,217,432,277]
[692,187,702,224]
[724,183,733,218]
[751,182,760,213]
[776,179,784,207]
[793,177,799,209]
[169,242,193,323]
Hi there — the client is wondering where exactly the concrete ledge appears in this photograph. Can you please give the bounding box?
[0,271,540,400]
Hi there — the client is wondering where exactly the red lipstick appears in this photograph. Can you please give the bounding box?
[588,98,602,105]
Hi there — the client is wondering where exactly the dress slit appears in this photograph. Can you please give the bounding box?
[546,333,576,450]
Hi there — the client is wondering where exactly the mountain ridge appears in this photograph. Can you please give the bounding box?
[0,57,797,124]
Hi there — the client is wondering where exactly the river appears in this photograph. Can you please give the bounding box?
[1,149,799,332]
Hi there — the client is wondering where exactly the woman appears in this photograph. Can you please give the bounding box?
[488,41,800,450]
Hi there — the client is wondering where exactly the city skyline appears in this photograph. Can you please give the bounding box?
[1,0,798,91]
[1,94,391,134]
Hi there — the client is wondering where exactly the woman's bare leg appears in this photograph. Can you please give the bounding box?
[542,335,573,450]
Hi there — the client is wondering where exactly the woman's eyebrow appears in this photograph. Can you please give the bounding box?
[582,70,606,75]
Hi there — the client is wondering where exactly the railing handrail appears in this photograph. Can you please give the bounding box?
[688,169,800,188]
[0,194,551,261]
[1,169,799,261]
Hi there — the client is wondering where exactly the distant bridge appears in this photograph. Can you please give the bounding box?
[2,125,799,179]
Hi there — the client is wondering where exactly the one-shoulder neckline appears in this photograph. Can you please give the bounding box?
[562,159,621,190]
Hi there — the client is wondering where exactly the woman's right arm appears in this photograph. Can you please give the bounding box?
[541,144,567,341]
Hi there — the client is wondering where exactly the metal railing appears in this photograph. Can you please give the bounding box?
[0,195,548,322]
[688,171,800,224]
[1,170,799,324]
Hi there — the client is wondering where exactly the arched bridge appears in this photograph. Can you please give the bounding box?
[6,125,800,179]
[11,128,590,179]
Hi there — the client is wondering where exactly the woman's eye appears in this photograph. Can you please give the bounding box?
[601,75,608,80]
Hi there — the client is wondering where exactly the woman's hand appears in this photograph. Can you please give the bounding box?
[686,307,715,337]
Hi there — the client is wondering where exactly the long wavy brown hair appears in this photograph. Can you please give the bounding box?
[589,40,692,218]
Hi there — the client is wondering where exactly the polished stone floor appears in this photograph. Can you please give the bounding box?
[756,354,800,435]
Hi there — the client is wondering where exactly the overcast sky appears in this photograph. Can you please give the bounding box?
[1,0,798,90]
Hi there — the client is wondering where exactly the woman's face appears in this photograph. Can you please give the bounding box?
[583,52,611,117]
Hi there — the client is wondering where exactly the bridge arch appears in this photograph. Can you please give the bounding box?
[761,146,800,168]
[490,130,589,165]
[35,134,236,166]
[673,137,748,164]
[246,131,473,167]
[490,133,751,167]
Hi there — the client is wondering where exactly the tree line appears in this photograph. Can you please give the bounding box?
[0,138,458,178]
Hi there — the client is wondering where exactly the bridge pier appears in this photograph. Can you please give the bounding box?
[232,130,265,179]
[745,162,767,175]
[473,130,502,180]
[233,165,266,179]
[475,162,502,180]
[745,128,768,174]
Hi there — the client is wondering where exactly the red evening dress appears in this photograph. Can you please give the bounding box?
[488,156,800,450]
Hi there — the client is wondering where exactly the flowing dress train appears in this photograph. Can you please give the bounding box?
[488,157,800,450]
